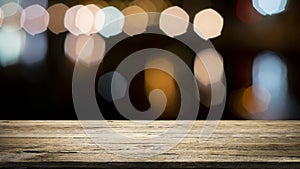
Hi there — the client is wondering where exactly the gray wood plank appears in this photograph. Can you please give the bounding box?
[0,121,299,168]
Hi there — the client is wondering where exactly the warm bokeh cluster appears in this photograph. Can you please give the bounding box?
[0,0,226,67]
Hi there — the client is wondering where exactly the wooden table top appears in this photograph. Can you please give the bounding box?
[0,120,299,168]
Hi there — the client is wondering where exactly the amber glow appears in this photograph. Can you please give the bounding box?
[242,85,271,114]
[144,57,178,119]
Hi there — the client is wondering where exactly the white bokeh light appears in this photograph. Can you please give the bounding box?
[86,4,102,35]
[1,2,23,32]
[75,6,94,35]
[194,48,225,107]
[194,48,224,86]
[159,6,189,38]
[20,4,49,35]
[193,8,224,40]
[64,5,84,36]
[94,7,105,33]
[65,33,105,66]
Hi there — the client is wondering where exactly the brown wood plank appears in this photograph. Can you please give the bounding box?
[0,121,299,168]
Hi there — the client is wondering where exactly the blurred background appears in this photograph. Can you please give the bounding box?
[0,0,299,120]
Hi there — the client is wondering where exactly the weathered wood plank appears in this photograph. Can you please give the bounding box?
[0,121,299,168]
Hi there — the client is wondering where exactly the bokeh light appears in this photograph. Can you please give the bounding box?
[194,48,224,86]
[0,8,3,27]
[75,6,94,35]
[65,33,105,66]
[236,0,262,24]
[20,4,49,35]
[122,5,148,36]
[20,32,47,65]
[99,6,124,38]
[0,1,299,120]
[0,0,20,7]
[97,71,127,101]
[193,8,224,40]
[194,49,225,107]
[159,6,189,38]
[196,79,226,107]
[144,57,177,119]
[253,52,287,94]
[47,3,68,34]
[64,33,78,63]
[64,5,84,36]
[230,51,289,119]
[94,6,105,34]
[0,29,25,67]
[20,0,48,8]
[76,34,105,66]
[1,2,23,32]
[252,0,288,16]
[242,85,271,115]
[85,4,102,35]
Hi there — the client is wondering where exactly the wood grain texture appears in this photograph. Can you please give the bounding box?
[0,120,299,168]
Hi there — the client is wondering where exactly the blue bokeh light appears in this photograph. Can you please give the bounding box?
[252,0,288,16]
[99,6,124,38]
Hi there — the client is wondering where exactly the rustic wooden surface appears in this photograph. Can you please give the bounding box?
[0,120,299,168]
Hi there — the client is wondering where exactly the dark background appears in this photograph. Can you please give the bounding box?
[0,0,299,120]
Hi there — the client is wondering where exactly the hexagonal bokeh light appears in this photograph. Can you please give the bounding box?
[193,8,224,40]
[122,5,148,36]
[252,0,288,15]
[194,48,225,107]
[47,3,68,34]
[75,6,94,35]
[64,33,105,66]
[99,6,124,38]
[20,4,49,35]
[159,6,189,38]
[85,4,102,35]
[64,5,84,36]
[1,2,23,32]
